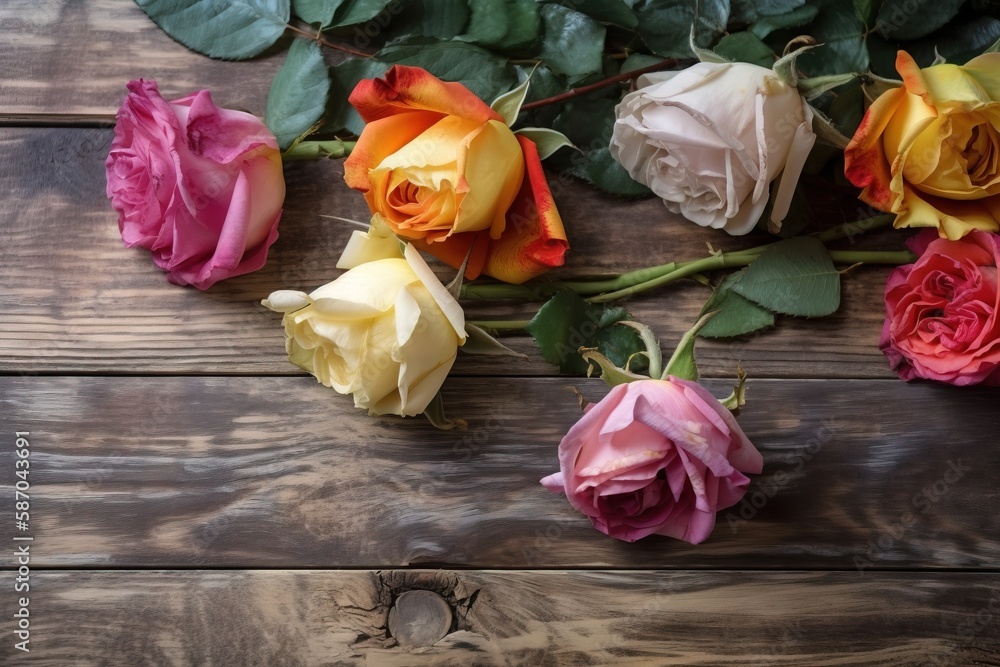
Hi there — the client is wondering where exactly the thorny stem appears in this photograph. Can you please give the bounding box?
[520,59,684,111]
[286,24,373,59]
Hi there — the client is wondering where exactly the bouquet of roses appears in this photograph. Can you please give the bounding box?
[106,0,1000,544]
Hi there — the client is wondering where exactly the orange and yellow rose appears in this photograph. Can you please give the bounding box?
[344,65,568,284]
[845,51,1000,240]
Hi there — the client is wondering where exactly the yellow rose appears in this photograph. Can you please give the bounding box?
[262,245,466,417]
[845,51,1000,239]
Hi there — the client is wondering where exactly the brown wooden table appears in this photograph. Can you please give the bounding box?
[2,3,999,665]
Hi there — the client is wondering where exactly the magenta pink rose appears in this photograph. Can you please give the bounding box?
[541,378,763,544]
[106,79,285,289]
[881,230,1000,385]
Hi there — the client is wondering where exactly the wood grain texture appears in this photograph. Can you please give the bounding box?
[0,127,900,379]
[2,569,997,666]
[1,376,996,569]
[0,0,288,116]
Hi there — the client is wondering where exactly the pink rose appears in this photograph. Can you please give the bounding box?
[106,79,285,289]
[881,230,1000,385]
[541,378,763,544]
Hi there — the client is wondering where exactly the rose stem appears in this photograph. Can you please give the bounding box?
[286,24,374,58]
[459,214,901,302]
[466,319,532,330]
[520,59,683,111]
[282,140,356,161]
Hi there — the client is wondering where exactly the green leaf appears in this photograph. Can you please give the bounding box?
[874,0,964,41]
[135,0,289,60]
[853,0,873,25]
[525,290,647,375]
[868,17,1000,77]
[620,53,665,74]
[382,0,468,40]
[515,128,576,160]
[460,0,509,46]
[796,72,858,100]
[698,272,776,338]
[293,0,344,26]
[491,75,532,127]
[571,146,653,196]
[634,0,729,58]
[559,0,638,28]
[730,237,841,317]
[265,39,331,150]
[766,0,868,77]
[327,57,389,135]
[750,4,819,39]
[731,0,803,23]
[331,0,394,26]
[537,4,606,82]
[488,0,542,50]
[713,31,775,67]
[378,40,516,104]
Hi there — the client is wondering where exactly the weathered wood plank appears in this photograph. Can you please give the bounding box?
[3,569,998,666]
[0,0,289,117]
[0,127,899,378]
[1,376,997,569]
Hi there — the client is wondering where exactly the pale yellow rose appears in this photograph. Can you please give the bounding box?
[262,245,466,416]
[845,51,1000,240]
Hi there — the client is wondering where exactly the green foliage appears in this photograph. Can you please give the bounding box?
[135,0,289,60]
[633,0,729,58]
[266,39,331,149]
[330,0,395,27]
[713,31,775,67]
[698,272,775,338]
[525,290,647,376]
[868,16,1000,76]
[559,0,639,28]
[293,0,343,26]
[537,4,606,82]
[327,58,390,135]
[514,128,575,160]
[461,0,540,50]
[749,4,818,39]
[875,0,965,41]
[730,237,841,317]
[730,0,804,24]
[766,0,869,77]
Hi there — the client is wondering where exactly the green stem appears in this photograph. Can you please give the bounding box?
[466,319,531,331]
[828,249,916,264]
[282,140,356,161]
[458,215,905,304]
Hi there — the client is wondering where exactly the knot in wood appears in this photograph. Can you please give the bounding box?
[387,590,453,648]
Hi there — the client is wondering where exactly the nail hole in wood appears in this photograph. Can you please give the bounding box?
[387,589,454,648]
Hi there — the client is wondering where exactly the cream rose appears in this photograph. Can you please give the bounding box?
[610,62,816,235]
[262,245,466,416]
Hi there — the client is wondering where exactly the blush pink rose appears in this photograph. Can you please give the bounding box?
[541,378,763,544]
[106,79,285,289]
[881,230,1000,385]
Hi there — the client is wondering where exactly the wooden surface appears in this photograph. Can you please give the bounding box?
[1,2,998,665]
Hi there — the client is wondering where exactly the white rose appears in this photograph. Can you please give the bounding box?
[610,62,816,235]
[263,244,466,416]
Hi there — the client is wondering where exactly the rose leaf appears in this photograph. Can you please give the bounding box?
[698,271,776,339]
[135,0,290,60]
[266,39,332,150]
[730,237,841,318]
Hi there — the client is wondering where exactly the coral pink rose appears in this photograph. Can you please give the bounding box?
[541,378,763,544]
[106,79,285,289]
[881,229,1000,385]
